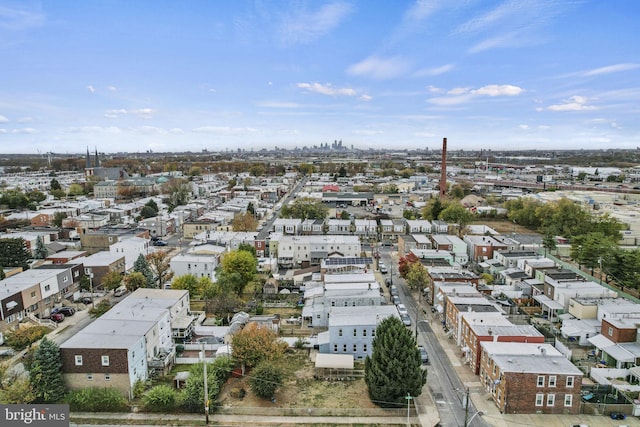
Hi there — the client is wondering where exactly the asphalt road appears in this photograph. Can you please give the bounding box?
[381,248,488,427]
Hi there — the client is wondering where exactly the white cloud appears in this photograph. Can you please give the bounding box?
[0,114,8,123]
[347,56,410,80]
[193,126,258,135]
[104,108,154,119]
[428,84,524,105]
[11,127,37,134]
[359,94,373,101]
[133,126,167,135]
[414,64,454,77]
[545,96,597,112]
[472,84,523,96]
[519,124,529,130]
[64,126,122,134]
[583,63,640,76]
[17,116,33,123]
[0,128,6,134]
[0,5,45,31]
[427,85,443,93]
[297,82,358,97]
[86,85,95,93]
[107,85,117,92]
[169,128,184,134]
[278,2,353,46]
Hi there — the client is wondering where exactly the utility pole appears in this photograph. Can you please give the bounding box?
[405,393,412,426]
[202,343,209,424]
[463,387,470,427]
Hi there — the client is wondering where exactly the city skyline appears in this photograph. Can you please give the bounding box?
[0,0,639,154]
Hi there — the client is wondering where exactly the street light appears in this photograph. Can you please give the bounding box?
[466,410,484,426]
[201,343,209,424]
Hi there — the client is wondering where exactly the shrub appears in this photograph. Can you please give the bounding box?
[143,384,177,412]
[66,387,128,412]
[4,326,50,351]
[89,300,112,318]
[248,363,283,399]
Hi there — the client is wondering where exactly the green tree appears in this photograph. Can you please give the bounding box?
[238,242,257,258]
[231,322,287,371]
[171,274,203,297]
[164,178,191,212]
[50,189,66,199]
[124,271,148,292]
[134,254,155,287]
[52,211,67,227]
[505,198,543,228]
[102,270,123,291]
[0,238,31,270]
[364,316,426,407]
[537,198,592,239]
[339,210,350,220]
[217,250,257,296]
[67,183,84,196]
[296,163,315,175]
[404,262,429,291]
[88,300,112,318]
[145,199,159,212]
[249,164,266,177]
[249,363,283,399]
[280,198,328,220]
[50,178,62,191]
[541,232,557,256]
[34,236,48,259]
[232,212,258,231]
[449,185,465,199]
[180,356,234,413]
[422,198,445,221]
[146,250,174,287]
[571,232,618,275]
[27,190,47,204]
[480,273,495,286]
[30,338,66,403]
[140,205,158,219]
[438,202,473,235]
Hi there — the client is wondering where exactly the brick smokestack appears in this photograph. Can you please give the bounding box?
[439,137,447,198]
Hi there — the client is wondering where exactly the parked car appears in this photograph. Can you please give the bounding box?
[397,303,408,315]
[401,314,412,326]
[610,412,626,420]
[392,295,401,305]
[417,345,429,364]
[75,297,92,305]
[114,285,128,297]
[48,313,65,323]
[153,240,168,246]
[390,285,398,296]
[379,263,388,274]
[51,307,75,316]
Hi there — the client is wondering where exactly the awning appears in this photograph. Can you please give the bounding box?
[315,353,354,370]
[588,334,615,350]
[5,301,17,310]
[605,345,636,363]
[533,294,563,310]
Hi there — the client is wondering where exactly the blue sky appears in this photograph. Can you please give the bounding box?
[0,0,639,154]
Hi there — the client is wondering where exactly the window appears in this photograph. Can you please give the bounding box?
[75,355,83,366]
[87,374,93,381]
[44,285,50,292]
[537,375,545,387]
[338,329,342,336]
[101,355,110,366]
[363,344,367,352]
[31,291,36,298]
[546,394,555,406]
[343,344,347,352]
[548,375,557,387]
[363,329,367,337]
[372,329,375,337]
[564,394,572,407]
[353,344,357,352]
[105,374,111,381]
[333,345,337,352]
[353,329,357,336]
[535,393,544,406]
[608,326,614,336]
[566,376,574,388]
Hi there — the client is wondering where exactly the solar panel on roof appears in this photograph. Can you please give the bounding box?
[325,257,373,265]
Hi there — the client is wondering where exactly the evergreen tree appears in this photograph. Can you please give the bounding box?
[50,178,62,191]
[134,254,155,287]
[0,238,31,270]
[30,338,66,403]
[364,316,426,407]
[34,236,48,259]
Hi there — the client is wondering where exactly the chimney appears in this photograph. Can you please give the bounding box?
[439,137,447,198]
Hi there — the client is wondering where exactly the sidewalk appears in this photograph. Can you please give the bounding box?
[425,306,640,427]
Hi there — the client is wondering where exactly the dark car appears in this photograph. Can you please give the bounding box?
[610,412,626,420]
[417,346,429,364]
[52,307,75,316]
[153,240,168,246]
[49,313,65,323]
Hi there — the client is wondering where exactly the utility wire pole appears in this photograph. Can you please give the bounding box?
[463,387,470,427]
[202,343,209,424]
[405,393,412,426]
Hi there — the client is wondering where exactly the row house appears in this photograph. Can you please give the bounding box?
[109,237,150,271]
[46,250,88,264]
[379,219,405,242]
[170,253,218,280]
[405,219,432,234]
[326,219,351,235]
[183,220,219,239]
[79,227,149,253]
[73,251,126,288]
[301,219,325,235]
[0,264,84,337]
[93,180,118,199]
[459,313,545,374]
[432,282,481,316]
[272,218,302,235]
[424,266,479,305]
[60,288,192,397]
[533,280,614,322]
[493,250,540,269]
[354,219,378,239]
[303,279,383,328]
[463,235,509,262]
[588,313,640,368]
[317,305,399,360]
[444,295,503,339]
[479,342,583,415]
[139,215,175,238]
[276,235,361,268]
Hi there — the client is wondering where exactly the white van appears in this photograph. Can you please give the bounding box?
[114,286,127,297]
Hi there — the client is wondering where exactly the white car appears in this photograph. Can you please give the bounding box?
[397,303,408,315]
